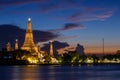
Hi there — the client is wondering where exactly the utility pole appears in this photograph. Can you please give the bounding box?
[102,38,104,55]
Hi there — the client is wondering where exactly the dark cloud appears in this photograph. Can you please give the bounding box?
[0,24,58,50]
[0,0,47,7]
[41,41,69,56]
[33,30,58,42]
[49,23,84,32]
[0,0,48,12]
[0,0,80,14]
[64,23,84,29]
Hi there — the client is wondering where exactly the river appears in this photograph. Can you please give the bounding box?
[0,64,120,80]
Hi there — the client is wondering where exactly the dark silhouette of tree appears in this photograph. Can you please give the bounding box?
[75,44,84,56]
[91,55,99,63]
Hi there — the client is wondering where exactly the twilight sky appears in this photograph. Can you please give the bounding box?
[0,0,120,54]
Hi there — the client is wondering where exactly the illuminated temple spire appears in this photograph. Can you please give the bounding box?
[21,18,36,52]
[15,39,18,50]
[49,40,54,57]
[6,42,12,51]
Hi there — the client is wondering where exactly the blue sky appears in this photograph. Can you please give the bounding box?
[0,0,120,54]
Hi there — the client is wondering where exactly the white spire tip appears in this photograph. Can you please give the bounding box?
[28,18,31,21]
[16,39,18,41]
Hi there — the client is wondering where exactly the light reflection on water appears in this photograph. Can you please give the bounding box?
[0,64,120,80]
[12,65,40,80]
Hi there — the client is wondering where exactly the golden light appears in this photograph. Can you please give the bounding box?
[51,57,59,64]
[85,58,94,63]
[27,57,39,64]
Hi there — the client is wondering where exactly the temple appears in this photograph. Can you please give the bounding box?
[21,18,37,52]
[49,41,54,57]
[15,39,18,50]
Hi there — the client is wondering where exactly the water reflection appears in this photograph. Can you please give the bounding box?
[12,65,40,80]
[0,65,120,80]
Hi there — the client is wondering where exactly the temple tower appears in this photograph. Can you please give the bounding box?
[49,41,54,57]
[6,42,12,51]
[21,18,36,52]
[15,39,18,50]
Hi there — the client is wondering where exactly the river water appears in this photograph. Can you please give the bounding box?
[0,64,120,80]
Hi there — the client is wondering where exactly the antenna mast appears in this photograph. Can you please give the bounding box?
[102,38,104,55]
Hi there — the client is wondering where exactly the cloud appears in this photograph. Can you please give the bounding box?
[0,0,116,22]
[65,7,115,22]
[0,0,47,6]
[49,23,84,32]
[96,11,114,21]
[0,0,48,10]
[39,0,115,22]
[0,0,80,13]
[0,24,58,50]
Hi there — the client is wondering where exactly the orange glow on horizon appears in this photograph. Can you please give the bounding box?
[85,46,119,54]
[56,45,120,55]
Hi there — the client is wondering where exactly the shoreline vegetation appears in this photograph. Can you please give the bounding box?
[0,60,120,65]
[0,49,120,65]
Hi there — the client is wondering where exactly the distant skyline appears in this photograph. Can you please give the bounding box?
[0,0,120,54]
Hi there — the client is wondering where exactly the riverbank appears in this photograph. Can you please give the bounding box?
[0,60,120,65]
